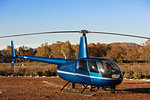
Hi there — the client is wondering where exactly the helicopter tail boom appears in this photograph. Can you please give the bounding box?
[10,41,74,68]
[16,55,72,65]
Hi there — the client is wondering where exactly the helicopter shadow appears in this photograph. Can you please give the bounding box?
[125,82,150,84]
[122,88,150,94]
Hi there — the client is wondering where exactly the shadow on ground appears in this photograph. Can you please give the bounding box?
[122,88,150,94]
[125,82,150,84]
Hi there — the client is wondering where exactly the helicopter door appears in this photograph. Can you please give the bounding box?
[88,60,100,85]
[76,60,91,84]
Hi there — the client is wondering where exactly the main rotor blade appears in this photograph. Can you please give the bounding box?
[0,31,79,38]
[90,31,150,39]
[1,30,150,39]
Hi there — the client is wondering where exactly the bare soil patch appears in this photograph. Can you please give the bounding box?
[0,77,149,100]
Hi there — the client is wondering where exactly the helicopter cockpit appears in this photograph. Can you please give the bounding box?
[98,59,122,78]
[77,58,122,79]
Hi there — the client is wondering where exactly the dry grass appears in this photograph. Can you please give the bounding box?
[0,62,150,78]
[0,62,57,76]
[119,63,150,74]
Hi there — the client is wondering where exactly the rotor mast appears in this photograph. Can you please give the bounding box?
[78,30,90,59]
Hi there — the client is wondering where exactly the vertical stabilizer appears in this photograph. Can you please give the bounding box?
[11,41,16,57]
[11,41,16,68]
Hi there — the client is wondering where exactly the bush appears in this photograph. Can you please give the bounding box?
[133,71,143,79]
[32,71,38,76]
[142,72,150,79]
[37,71,43,76]
[43,70,52,76]
[43,70,57,76]
[14,68,26,76]
[123,71,134,79]
[0,70,7,76]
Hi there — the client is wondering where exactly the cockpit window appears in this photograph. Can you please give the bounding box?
[98,59,121,78]
[88,61,99,73]
[78,60,88,71]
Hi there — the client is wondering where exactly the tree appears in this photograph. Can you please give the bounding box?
[36,43,51,57]
[145,39,150,46]
[50,41,64,58]
[72,44,79,59]
[88,43,100,57]
[1,45,12,62]
[125,47,140,61]
[61,41,75,59]
[106,45,125,62]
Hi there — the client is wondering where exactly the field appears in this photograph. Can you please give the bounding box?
[0,77,149,100]
[0,62,150,99]
[0,62,150,76]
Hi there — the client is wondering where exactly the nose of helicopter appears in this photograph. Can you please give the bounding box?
[102,77,123,87]
[90,75,123,87]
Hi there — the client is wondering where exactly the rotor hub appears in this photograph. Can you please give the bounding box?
[80,30,90,36]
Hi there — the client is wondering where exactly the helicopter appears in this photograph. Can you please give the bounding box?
[0,30,150,96]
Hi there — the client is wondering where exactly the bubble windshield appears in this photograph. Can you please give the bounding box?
[98,59,122,78]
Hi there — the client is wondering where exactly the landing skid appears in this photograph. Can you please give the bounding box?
[56,82,96,96]
[57,91,96,96]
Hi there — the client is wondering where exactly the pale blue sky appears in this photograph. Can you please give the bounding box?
[0,0,150,49]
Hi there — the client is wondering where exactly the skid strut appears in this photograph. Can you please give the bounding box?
[57,81,96,96]
[60,81,70,91]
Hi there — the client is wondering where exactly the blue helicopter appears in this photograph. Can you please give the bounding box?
[0,30,150,96]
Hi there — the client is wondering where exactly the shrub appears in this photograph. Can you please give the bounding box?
[14,68,26,76]
[133,71,143,79]
[42,70,57,76]
[43,70,52,76]
[37,71,43,76]
[0,70,7,76]
[123,71,134,79]
[142,72,150,79]
[32,71,38,76]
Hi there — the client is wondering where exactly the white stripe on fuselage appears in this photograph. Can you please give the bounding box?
[57,70,117,80]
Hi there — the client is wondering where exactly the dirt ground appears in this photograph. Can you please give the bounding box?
[0,77,149,100]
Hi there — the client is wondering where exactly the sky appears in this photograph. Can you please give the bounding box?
[0,0,150,49]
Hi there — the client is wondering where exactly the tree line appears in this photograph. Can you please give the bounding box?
[1,39,150,63]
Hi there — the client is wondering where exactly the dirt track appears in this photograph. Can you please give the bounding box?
[0,77,149,100]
